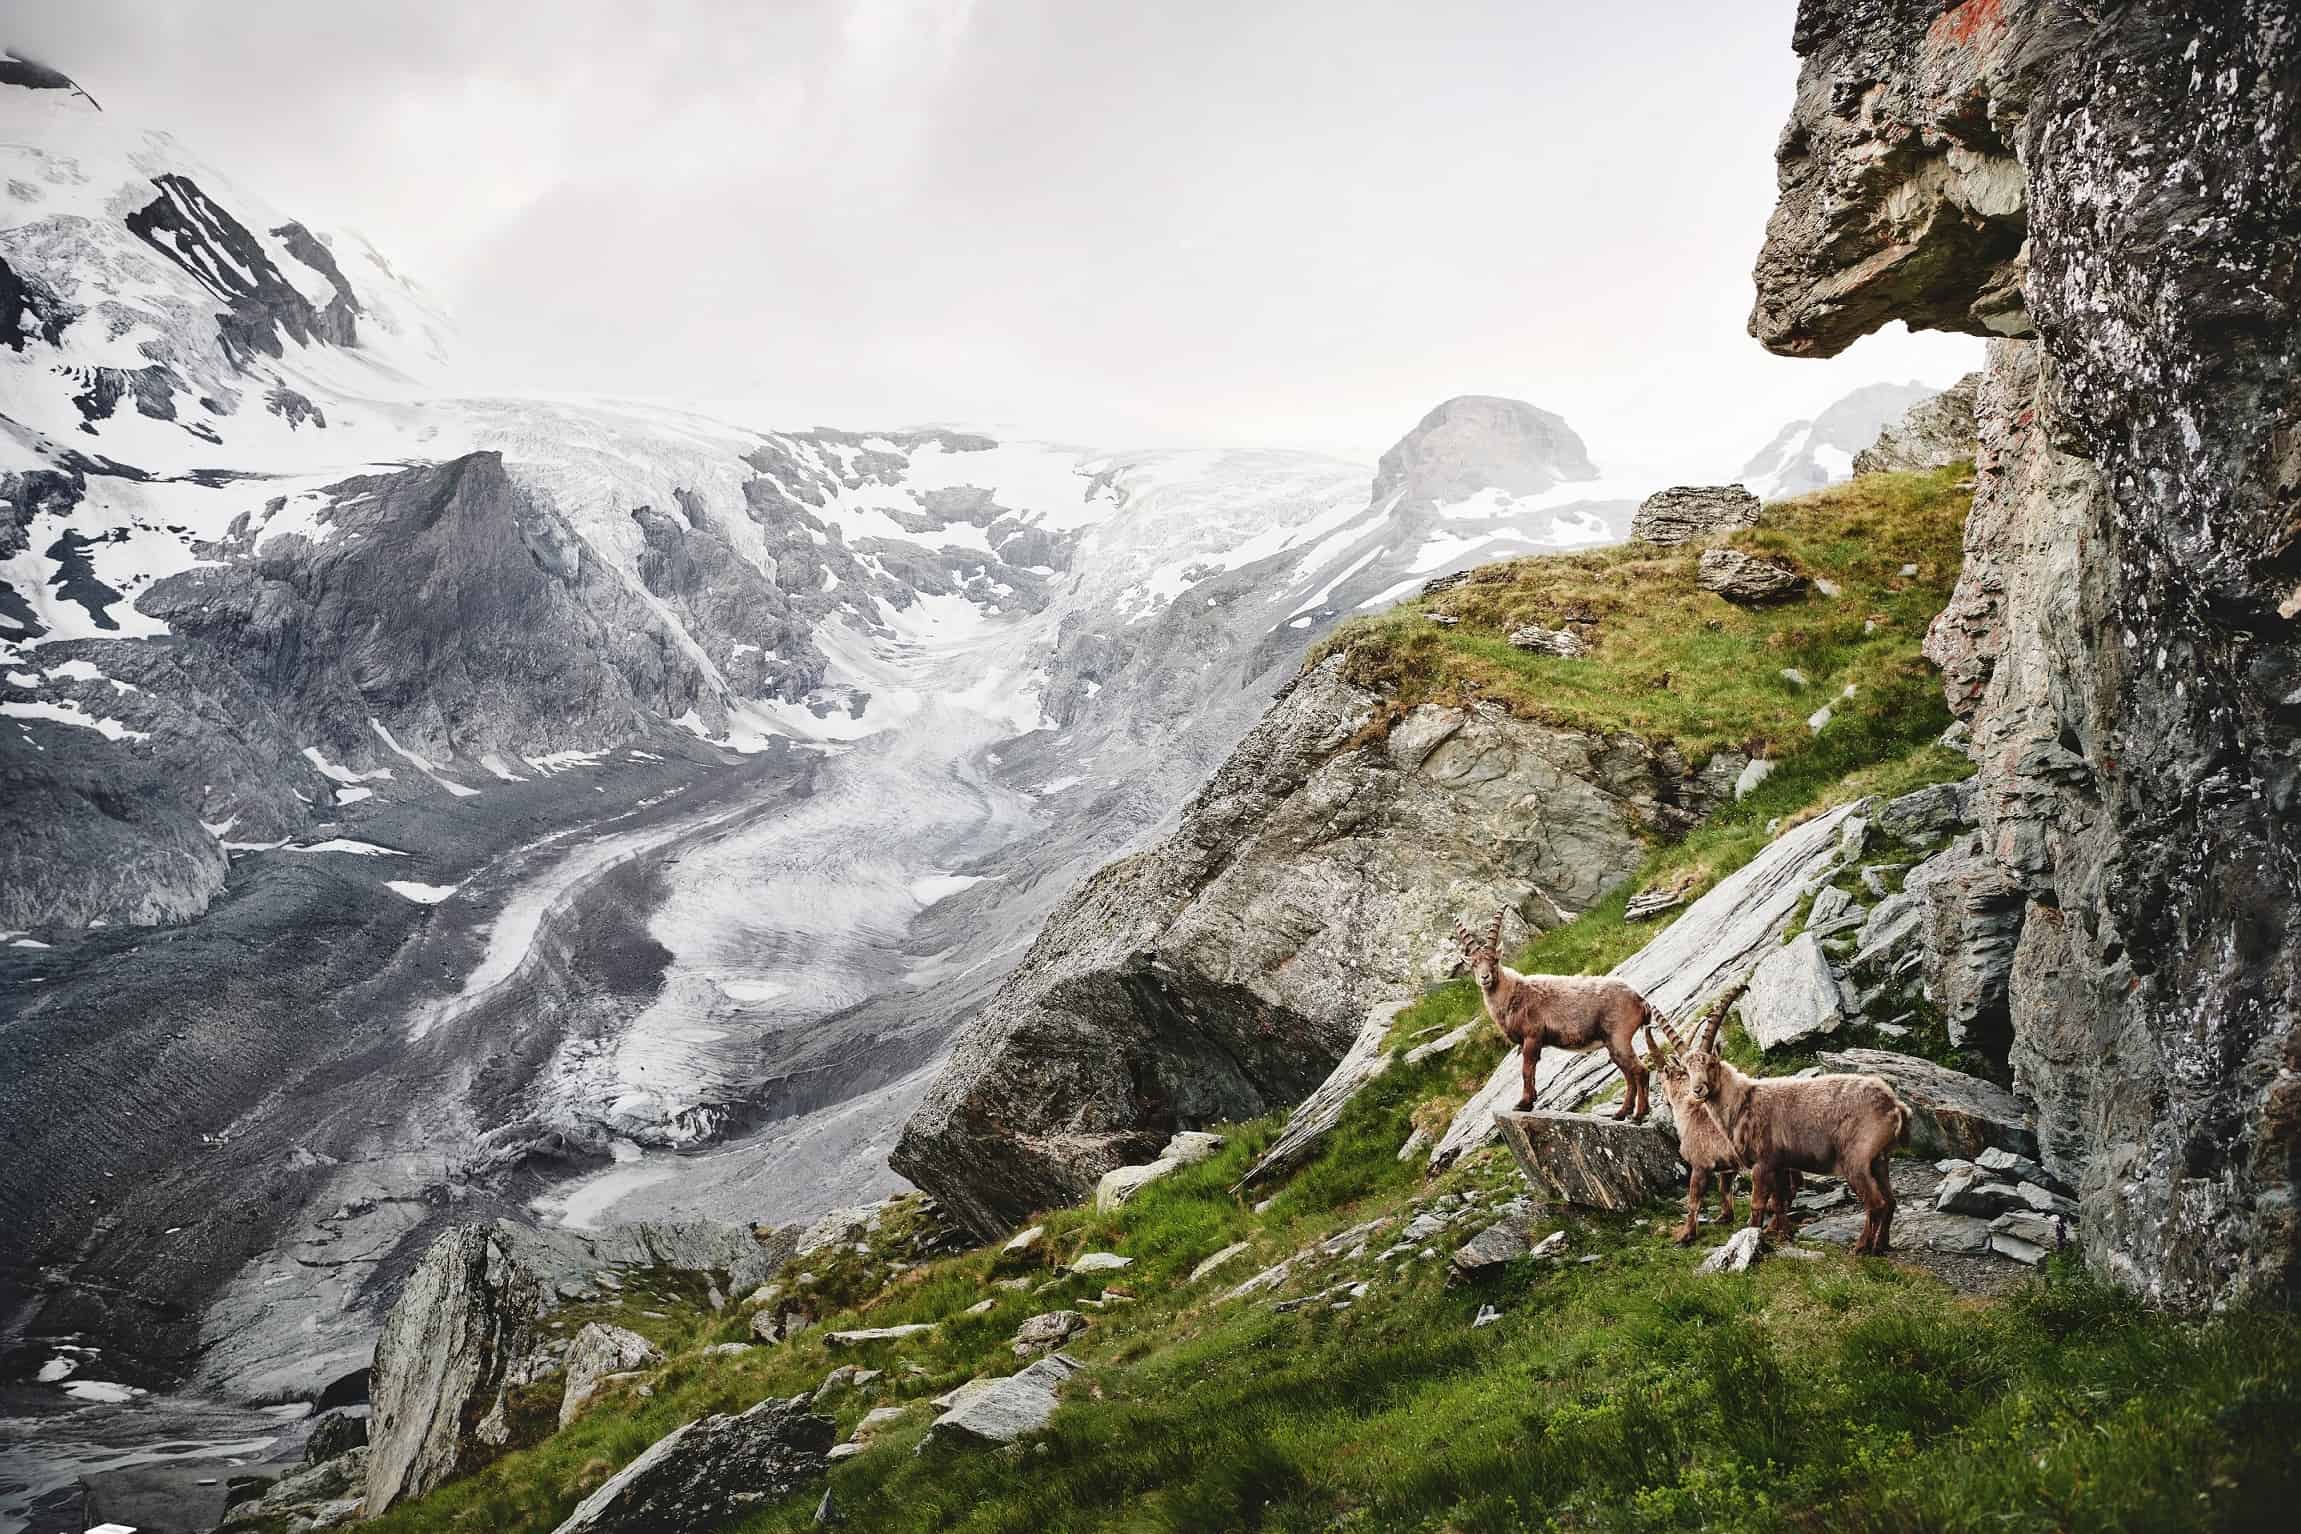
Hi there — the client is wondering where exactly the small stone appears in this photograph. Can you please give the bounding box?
[1010,1310,1088,1358]
[1698,546,1808,604]
[1697,1227,1764,1273]
[824,1324,937,1349]
[1506,623,1589,659]
[1813,577,1842,598]
[1808,705,1833,732]
[1001,1225,1045,1257]
[1735,757,1776,799]
[1473,1304,1502,1328]
[1067,1252,1132,1276]
[1975,1145,2071,1196]
[1780,667,1810,688]
[963,1298,996,1316]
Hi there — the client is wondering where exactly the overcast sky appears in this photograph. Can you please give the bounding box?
[16,0,1980,473]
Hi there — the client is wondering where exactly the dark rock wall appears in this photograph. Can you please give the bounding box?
[1753,0,2299,1305]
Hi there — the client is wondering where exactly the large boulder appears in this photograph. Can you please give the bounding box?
[366,1225,546,1515]
[1740,932,1850,1050]
[927,1353,1085,1447]
[1817,1048,2036,1161]
[547,1395,834,1534]
[302,1409,368,1465]
[1631,484,1761,545]
[1852,374,1982,475]
[1750,0,2300,1307]
[560,1323,665,1428]
[1696,547,1807,605]
[1494,1112,1683,1211]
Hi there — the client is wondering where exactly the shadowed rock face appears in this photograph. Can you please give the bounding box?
[1753,0,2300,1306]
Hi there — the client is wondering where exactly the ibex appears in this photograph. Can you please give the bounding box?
[1453,910,1653,1120]
[1644,981,1797,1244]
[1649,982,1910,1255]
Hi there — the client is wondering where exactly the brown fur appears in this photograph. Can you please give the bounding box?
[1675,1032,1911,1255]
[1454,911,1653,1120]
[1646,983,1795,1243]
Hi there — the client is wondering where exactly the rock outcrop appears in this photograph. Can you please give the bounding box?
[1853,373,1982,476]
[559,1322,664,1427]
[1752,0,2300,1304]
[1630,484,1761,545]
[365,1225,546,1515]
[546,1395,834,1534]
[1696,547,1808,604]
[1092,1130,1226,1209]
[896,656,1736,1238]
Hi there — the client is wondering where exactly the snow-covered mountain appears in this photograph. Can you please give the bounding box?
[0,53,1646,1448]
[1738,380,1941,498]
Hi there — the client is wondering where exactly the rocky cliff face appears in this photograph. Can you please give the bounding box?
[1752,0,2299,1306]
[894,655,1735,1238]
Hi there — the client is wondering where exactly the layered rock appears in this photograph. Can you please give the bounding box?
[1853,373,1982,476]
[896,655,1734,1237]
[1696,547,1808,604]
[1630,484,1760,545]
[365,1225,545,1514]
[1752,0,2300,1305]
[559,1322,664,1427]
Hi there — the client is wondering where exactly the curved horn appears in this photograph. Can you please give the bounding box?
[1488,907,1506,953]
[1692,976,1752,1053]
[1451,920,1476,954]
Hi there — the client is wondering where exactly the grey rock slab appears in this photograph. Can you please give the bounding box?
[1934,1169,2029,1218]
[547,1394,833,1534]
[1506,623,1588,658]
[1010,1309,1088,1357]
[1976,1145,2071,1197]
[1188,1241,1251,1283]
[1093,1130,1227,1210]
[1741,933,1848,1050]
[1495,1111,1683,1211]
[927,1353,1085,1447]
[1067,1251,1132,1276]
[824,1324,937,1348]
[561,1322,665,1428]
[302,1409,368,1465]
[1818,1048,2037,1161]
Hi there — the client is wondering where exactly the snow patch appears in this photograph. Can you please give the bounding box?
[384,880,460,905]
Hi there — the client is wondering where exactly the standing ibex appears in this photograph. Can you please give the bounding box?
[1645,981,1796,1244]
[1649,981,1910,1255]
[1453,910,1654,1120]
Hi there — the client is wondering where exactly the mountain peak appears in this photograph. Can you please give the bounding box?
[0,50,99,109]
[1372,395,1598,510]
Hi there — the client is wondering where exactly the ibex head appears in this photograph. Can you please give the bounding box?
[1452,908,1508,992]
[1650,978,1745,1097]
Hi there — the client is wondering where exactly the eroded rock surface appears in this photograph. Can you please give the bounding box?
[560,1322,664,1427]
[1753,0,2301,1304]
[365,1225,545,1515]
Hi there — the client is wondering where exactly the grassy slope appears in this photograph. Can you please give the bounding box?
[370,472,2301,1532]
